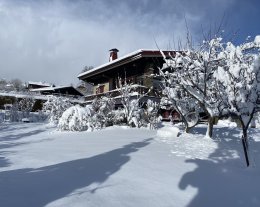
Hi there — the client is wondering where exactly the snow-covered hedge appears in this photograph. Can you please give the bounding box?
[57,97,161,131]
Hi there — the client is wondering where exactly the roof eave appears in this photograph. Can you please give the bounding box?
[78,53,143,80]
[77,49,176,80]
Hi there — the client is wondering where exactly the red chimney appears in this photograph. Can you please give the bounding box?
[109,48,119,62]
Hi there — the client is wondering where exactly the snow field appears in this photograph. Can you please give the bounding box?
[1,122,260,207]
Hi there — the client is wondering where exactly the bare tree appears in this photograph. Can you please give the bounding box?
[81,66,94,73]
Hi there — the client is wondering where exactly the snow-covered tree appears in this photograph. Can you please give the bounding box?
[160,36,227,137]
[159,33,260,166]
[0,78,25,92]
[10,79,25,91]
[214,35,260,166]
[42,96,72,125]
[117,76,152,127]
[158,66,200,132]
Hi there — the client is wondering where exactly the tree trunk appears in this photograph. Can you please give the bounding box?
[182,113,198,134]
[206,116,214,138]
[185,125,190,133]
[242,126,250,167]
[242,127,249,149]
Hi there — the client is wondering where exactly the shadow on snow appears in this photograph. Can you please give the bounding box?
[0,123,53,142]
[0,125,48,167]
[179,126,260,207]
[0,138,152,207]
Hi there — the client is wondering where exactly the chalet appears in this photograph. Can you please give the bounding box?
[27,81,54,89]
[29,85,84,98]
[78,48,176,105]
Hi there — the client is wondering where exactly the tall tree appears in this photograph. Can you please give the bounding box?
[160,37,226,137]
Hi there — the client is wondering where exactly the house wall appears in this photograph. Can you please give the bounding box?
[84,57,165,95]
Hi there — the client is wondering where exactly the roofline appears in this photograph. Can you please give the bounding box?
[29,85,83,95]
[77,49,176,80]
[27,81,52,87]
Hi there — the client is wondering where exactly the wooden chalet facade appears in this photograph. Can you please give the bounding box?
[78,49,176,105]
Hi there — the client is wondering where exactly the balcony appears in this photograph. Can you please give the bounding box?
[84,84,161,103]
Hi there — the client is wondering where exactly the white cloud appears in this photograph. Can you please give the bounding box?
[0,0,236,85]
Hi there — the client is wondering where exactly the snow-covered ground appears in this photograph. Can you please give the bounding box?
[0,122,260,207]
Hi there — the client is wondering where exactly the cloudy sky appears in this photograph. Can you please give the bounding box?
[0,0,259,85]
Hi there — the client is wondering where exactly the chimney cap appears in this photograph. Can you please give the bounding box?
[109,48,119,52]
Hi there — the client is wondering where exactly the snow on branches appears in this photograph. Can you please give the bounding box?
[18,96,35,119]
[160,35,260,139]
[42,96,72,125]
[90,96,115,128]
[214,36,260,141]
[116,76,156,128]
[58,105,91,131]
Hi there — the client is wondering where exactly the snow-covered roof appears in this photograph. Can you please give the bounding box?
[28,81,52,87]
[30,86,60,92]
[0,91,49,100]
[29,85,84,96]
[77,49,176,80]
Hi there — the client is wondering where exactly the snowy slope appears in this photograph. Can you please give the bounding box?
[0,122,260,207]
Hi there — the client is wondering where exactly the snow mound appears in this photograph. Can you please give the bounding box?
[157,126,180,138]
[217,119,237,128]
[156,126,218,160]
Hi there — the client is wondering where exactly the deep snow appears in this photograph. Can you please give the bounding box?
[0,122,260,207]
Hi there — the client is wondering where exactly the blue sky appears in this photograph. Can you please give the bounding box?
[0,0,259,85]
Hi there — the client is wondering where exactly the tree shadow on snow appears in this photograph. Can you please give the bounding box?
[0,128,47,167]
[0,129,46,142]
[0,138,152,207]
[189,125,207,136]
[178,128,260,207]
[0,126,48,167]
[0,122,45,133]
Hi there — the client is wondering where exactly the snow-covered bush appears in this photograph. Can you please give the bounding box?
[8,101,19,122]
[112,108,126,125]
[58,96,116,131]
[91,96,115,128]
[18,97,35,119]
[58,105,92,131]
[42,96,72,125]
[112,99,159,129]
